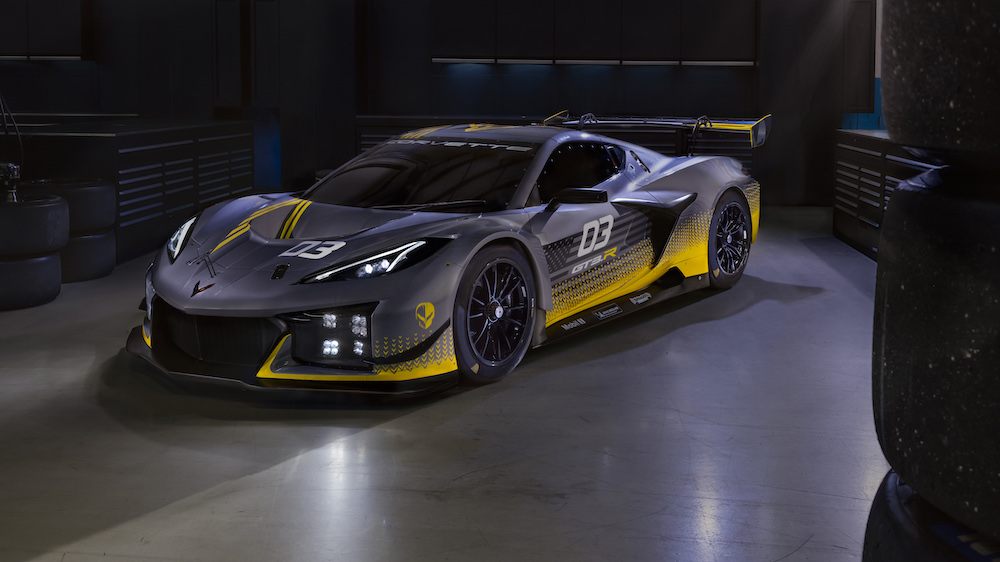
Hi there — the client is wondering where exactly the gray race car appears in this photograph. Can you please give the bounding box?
[127,115,769,395]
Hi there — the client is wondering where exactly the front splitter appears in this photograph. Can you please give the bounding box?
[125,326,460,397]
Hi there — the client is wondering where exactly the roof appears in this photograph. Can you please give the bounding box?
[398,123,570,145]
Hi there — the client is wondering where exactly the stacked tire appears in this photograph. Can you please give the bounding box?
[867,0,1000,553]
[22,179,117,283]
[0,194,69,310]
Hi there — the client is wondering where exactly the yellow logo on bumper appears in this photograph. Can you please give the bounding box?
[416,302,435,329]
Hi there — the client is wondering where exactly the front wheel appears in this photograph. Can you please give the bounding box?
[454,244,536,385]
[708,190,751,289]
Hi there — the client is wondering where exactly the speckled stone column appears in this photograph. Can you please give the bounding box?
[874,0,1000,539]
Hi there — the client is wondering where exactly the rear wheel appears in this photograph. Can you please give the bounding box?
[708,190,751,289]
[454,245,536,385]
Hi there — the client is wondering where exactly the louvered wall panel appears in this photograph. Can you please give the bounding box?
[116,140,195,249]
[10,120,254,263]
[113,122,254,261]
[833,130,937,260]
[195,132,255,207]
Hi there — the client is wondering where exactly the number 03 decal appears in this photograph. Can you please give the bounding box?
[280,240,346,260]
[578,215,614,257]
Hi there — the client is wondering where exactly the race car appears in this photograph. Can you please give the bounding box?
[127,114,769,394]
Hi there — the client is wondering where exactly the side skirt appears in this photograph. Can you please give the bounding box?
[534,271,710,346]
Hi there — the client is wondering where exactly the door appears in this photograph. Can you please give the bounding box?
[526,141,655,324]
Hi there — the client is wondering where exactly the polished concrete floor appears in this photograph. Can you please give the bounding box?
[0,207,887,561]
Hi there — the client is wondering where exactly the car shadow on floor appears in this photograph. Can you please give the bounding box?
[799,236,877,300]
[0,352,468,562]
[94,348,457,421]
[516,273,826,373]
[93,273,823,421]
[0,273,827,562]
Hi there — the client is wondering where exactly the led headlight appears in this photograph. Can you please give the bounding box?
[144,265,155,320]
[167,215,198,262]
[283,303,378,369]
[143,264,156,343]
[300,238,449,283]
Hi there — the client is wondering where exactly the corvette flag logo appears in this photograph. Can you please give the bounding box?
[415,302,435,329]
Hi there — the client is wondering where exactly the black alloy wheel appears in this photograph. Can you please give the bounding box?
[467,260,530,363]
[708,190,751,289]
[454,245,535,384]
[716,203,749,274]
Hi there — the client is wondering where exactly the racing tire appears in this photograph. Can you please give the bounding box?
[874,168,1000,537]
[454,244,536,385]
[708,190,751,290]
[61,230,116,283]
[21,179,116,235]
[862,471,993,561]
[0,253,62,310]
[0,195,70,257]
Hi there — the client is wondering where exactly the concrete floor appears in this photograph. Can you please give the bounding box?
[0,207,888,561]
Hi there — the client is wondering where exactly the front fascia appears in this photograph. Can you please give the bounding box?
[143,212,552,386]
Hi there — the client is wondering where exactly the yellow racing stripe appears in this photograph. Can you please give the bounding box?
[278,200,312,239]
[210,199,302,254]
[211,223,251,253]
[242,198,299,225]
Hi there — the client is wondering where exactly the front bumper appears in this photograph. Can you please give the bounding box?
[126,323,460,396]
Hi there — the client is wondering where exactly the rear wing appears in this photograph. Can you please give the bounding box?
[544,111,772,152]
[541,111,771,170]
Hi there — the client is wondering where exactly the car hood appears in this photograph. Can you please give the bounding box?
[153,194,473,314]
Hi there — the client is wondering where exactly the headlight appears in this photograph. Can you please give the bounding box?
[144,265,155,320]
[167,215,198,262]
[299,239,448,283]
[283,303,378,369]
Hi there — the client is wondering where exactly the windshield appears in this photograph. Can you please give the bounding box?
[304,138,540,212]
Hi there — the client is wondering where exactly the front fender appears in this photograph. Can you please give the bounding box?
[440,226,553,312]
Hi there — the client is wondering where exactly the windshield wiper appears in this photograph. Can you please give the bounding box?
[371,199,489,212]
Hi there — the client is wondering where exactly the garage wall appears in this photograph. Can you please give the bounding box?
[0,0,356,192]
[756,0,850,205]
[359,0,868,206]
[360,0,758,117]
[95,0,215,119]
[0,0,872,205]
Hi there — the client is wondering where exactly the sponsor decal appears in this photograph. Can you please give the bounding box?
[571,246,617,275]
[629,292,652,305]
[592,304,623,321]
[386,139,533,152]
[191,280,215,296]
[416,302,435,329]
[561,318,586,331]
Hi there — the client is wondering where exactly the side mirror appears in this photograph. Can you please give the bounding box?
[545,187,608,211]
